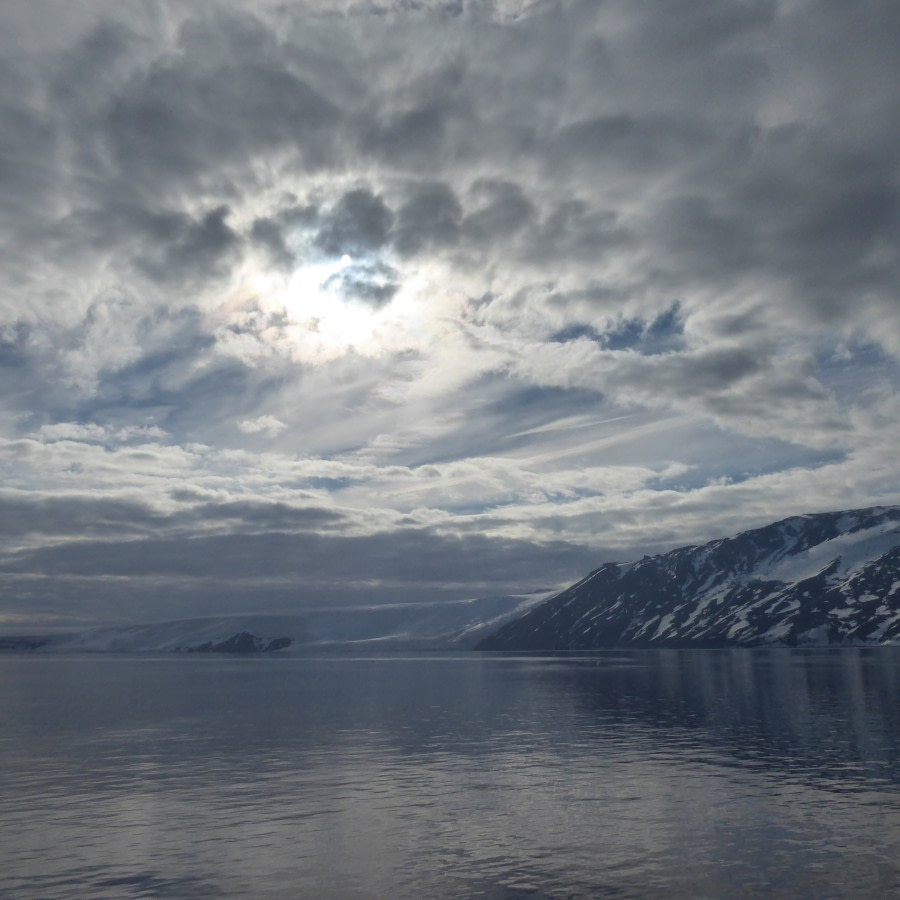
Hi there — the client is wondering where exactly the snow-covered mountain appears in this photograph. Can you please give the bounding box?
[15,592,555,654]
[477,506,900,650]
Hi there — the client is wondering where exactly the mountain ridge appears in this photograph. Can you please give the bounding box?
[477,506,900,650]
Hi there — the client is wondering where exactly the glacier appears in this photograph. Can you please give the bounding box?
[11,592,557,654]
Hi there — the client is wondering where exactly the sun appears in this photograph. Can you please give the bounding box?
[229,243,456,367]
[282,254,378,346]
[235,252,434,364]
[233,254,375,362]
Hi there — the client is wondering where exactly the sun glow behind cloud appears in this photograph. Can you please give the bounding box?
[239,250,442,364]
[283,254,375,356]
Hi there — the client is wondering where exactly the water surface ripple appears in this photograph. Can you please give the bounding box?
[1,649,898,898]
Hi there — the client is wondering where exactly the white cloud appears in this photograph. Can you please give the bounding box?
[237,415,288,437]
[37,423,168,444]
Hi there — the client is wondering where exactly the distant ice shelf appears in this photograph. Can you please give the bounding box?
[1,591,557,654]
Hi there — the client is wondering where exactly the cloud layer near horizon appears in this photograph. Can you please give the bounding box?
[1,0,899,627]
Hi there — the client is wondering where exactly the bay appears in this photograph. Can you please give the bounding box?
[1,649,898,898]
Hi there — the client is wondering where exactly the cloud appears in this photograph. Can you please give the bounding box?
[461,179,535,245]
[314,189,394,258]
[323,260,400,307]
[551,303,685,355]
[135,206,241,285]
[36,423,168,444]
[1,528,588,587]
[102,14,341,195]
[0,0,898,627]
[393,181,463,257]
[238,415,288,437]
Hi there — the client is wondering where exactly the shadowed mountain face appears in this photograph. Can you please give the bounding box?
[187,632,292,654]
[478,507,900,650]
[0,637,49,651]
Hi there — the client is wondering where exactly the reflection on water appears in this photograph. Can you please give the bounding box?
[0,649,898,898]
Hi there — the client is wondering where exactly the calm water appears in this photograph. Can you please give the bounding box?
[1,649,898,899]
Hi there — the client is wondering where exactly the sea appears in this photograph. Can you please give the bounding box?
[1,648,898,898]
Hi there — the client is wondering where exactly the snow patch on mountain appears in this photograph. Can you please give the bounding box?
[759,521,899,584]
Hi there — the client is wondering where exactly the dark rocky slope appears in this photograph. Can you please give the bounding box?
[185,632,292,653]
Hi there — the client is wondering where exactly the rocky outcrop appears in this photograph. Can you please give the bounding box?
[187,632,292,654]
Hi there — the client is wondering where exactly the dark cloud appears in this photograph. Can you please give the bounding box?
[0,493,345,553]
[103,15,340,196]
[462,178,535,244]
[553,113,711,177]
[250,218,295,270]
[49,20,150,131]
[0,494,168,541]
[364,103,450,167]
[323,260,400,307]
[188,500,343,530]
[250,203,318,269]
[0,526,596,598]
[665,348,764,395]
[0,60,59,220]
[529,200,630,265]
[646,124,900,312]
[393,181,462,256]
[356,56,475,169]
[314,188,394,257]
[136,206,241,284]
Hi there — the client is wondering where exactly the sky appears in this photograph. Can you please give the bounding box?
[1,0,899,630]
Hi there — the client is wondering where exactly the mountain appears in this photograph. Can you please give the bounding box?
[187,632,292,654]
[477,506,900,650]
[5,591,556,654]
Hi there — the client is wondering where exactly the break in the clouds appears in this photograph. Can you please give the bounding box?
[1,0,899,628]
